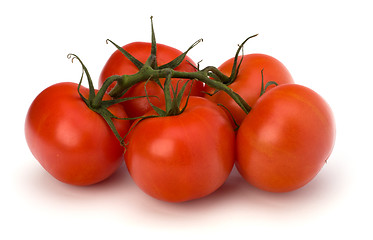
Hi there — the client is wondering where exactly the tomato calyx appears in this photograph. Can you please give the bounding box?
[103,17,252,115]
[148,73,193,117]
[67,53,140,145]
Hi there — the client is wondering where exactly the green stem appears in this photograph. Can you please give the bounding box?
[91,75,120,108]
[203,66,231,84]
[163,71,173,114]
[108,66,251,114]
[172,70,251,114]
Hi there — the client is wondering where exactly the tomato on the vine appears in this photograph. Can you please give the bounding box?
[99,42,205,118]
[205,54,294,125]
[124,96,235,202]
[25,82,130,186]
[236,84,336,192]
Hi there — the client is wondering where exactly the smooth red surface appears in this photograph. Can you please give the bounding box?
[124,97,235,202]
[236,84,336,192]
[25,82,130,185]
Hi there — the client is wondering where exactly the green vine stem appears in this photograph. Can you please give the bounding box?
[103,24,258,115]
[67,17,260,145]
[106,63,252,114]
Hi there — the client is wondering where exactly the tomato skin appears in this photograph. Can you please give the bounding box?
[99,42,205,118]
[25,82,130,186]
[236,84,335,192]
[205,54,294,125]
[124,97,235,202]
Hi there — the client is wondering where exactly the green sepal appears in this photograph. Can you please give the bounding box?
[163,73,173,114]
[93,107,125,145]
[259,68,278,96]
[76,66,90,106]
[263,81,278,94]
[100,95,156,109]
[121,114,160,151]
[202,88,220,97]
[106,39,144,70]
[159,39,203,70]
[68,54,96,104]
[228,34,258,84]
[149,16,158,69]
[144,79,167,116]
[217,103,239,131]
[148,103,166,116]
[177,80,193,115]
[163,74,191,116]
[173,80,189,112]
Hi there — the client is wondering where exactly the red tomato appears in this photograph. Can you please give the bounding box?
[205,54,294,125]
[236,84,335,192]
[124,97,235,202]
[99,42,205,118]
[25,82,130,186]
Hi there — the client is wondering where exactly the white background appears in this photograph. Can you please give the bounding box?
[1,0,372,239]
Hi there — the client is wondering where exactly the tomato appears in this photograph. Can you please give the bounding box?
[99,42,205,118]
[124,97,235,202]
[236,84,335,192]
[205,54,294,126]
[25,82,130,186]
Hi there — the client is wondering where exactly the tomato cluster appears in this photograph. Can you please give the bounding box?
[25,19,335,202]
